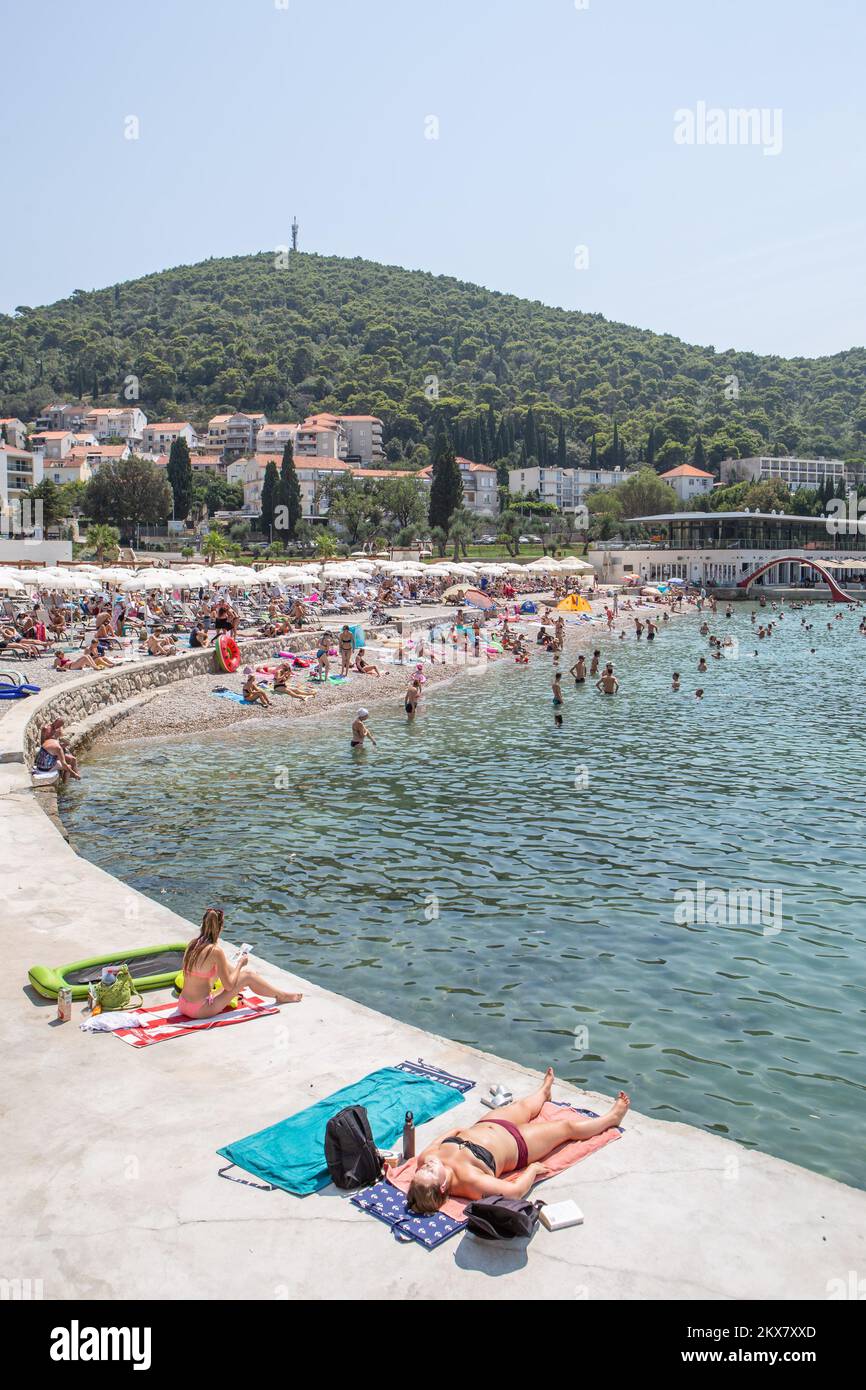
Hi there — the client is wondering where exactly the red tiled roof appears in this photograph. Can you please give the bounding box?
[660,464,714,478]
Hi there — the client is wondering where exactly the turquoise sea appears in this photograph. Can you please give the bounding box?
[61,603,866,1189]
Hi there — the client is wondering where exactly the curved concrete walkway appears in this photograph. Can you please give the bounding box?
[1,664,864,1300]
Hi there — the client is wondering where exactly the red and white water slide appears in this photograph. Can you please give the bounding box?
[736,555,854,603]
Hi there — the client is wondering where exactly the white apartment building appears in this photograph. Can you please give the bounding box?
[719,455,866,490]
[0,418,27,450]
[141,421,197,455]
[294,415,349,460]
[44,457,93,486]
[341,415,384,465]
[207,412,267,459]
[29,429,76,460]
[509,464,629,513]
[84,406,146,445]
[67,442,129,475]
[256,422,298,454]
[0,445,42,510]
[658,463,715,502]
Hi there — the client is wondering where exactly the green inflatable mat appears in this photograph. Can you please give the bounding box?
[28,942,187,1000]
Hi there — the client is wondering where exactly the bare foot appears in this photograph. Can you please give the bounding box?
[275,991,303,1004]
[609,1090,630,1125]
[541,1066,555,1101]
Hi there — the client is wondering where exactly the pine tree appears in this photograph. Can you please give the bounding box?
[275,439,302,540]
[167,435,193,521]
[260,459,279,539]
[428,433,463,530]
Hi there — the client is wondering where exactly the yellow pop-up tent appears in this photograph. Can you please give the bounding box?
[555,593,592,613]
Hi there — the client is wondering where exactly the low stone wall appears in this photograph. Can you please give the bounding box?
[2,633,318,768]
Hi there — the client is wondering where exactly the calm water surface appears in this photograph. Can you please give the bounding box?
[61,604,866,1188]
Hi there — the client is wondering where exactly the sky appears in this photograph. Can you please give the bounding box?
[2,0,865,358]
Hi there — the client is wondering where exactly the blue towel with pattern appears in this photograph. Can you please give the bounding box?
[352,1180,466,1249]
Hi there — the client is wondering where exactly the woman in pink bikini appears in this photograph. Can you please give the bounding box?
[177,908,302,1018]
[405,1068,629,1213]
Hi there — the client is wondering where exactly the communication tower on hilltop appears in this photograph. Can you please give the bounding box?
[291,216,299,252]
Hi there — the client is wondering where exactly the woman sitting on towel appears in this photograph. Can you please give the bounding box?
[272,663,314,700]
[404,1069,629,1213]
[177,908,302,1018]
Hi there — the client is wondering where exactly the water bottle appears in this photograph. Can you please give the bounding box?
[402,1110,415,1162]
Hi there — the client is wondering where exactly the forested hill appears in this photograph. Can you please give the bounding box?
[2,251,866,473]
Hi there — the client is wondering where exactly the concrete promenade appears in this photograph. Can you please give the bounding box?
[1,659,864,1300]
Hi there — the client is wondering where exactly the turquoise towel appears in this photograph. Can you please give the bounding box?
[217,1067,463,1195]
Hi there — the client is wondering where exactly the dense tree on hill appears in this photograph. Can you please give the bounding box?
[3,251,866,482]
[166,434,193,520]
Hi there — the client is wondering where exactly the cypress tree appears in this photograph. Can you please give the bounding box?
[590,435,598,468]
[524,408,538,461]
[428,433,463,530]
[275,439,302,539]
[693,434,707,471]
[167,434,193,520]
[260,459,279,539]
[647,426,656,469]
[557,419,567,469]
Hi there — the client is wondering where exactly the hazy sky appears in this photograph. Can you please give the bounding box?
[2,0,864,358]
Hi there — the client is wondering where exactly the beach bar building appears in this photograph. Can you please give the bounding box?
[592,510,866,593]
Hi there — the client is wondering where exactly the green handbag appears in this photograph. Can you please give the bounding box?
[94,963,143,1012]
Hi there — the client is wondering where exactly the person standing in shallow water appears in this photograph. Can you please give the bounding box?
[351,708,376,749]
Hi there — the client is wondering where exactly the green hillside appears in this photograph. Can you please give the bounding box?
[2,251,866,473]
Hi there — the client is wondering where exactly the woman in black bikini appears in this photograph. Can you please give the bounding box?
[405,1068,629,1213]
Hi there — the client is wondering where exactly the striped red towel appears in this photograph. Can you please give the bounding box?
[113,992,279,1047]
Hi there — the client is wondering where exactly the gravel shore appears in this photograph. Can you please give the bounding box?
[92,593,698,747]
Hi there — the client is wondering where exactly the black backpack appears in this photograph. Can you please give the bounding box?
[463,1196,544,1240]
[324,1105,384,1190]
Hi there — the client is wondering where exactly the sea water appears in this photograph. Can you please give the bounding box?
[61,604,866,1189]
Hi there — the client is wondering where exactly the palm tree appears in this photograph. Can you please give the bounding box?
[201,528,228,565]
[87,523,120,565]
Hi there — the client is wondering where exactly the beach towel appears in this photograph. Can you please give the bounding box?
[216,1066,467,1196]
[212,689,255,705]
[385,1103,622,1223]
[110,991,279,1048]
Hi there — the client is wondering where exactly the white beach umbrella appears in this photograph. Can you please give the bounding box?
[0,575,25,592]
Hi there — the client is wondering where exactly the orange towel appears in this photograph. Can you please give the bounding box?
[386,1102,621,1221]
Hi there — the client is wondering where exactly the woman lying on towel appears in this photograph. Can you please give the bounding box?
[177,908,302,1018]
[404,1068,629,1213]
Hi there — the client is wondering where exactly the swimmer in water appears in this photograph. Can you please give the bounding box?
[697,657,707,673]
[596,663,619,695]
[552,672,563,706]
[554,713,563,728]
[570,654,586,684]
[590,650,601,676]
[351,708,377,748]
[672,672,680,691]
[695,688,704,699]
